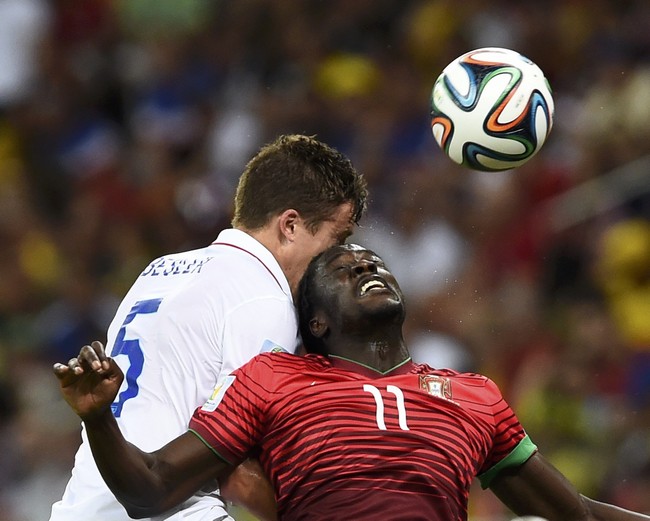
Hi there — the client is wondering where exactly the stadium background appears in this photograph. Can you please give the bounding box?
[0,0,649,519]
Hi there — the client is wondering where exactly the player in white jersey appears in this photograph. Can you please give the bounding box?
[49,134,368,521]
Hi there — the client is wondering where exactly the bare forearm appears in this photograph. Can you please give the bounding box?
[491,453,650,521]
[54,342,227,517]
[85,412,231,518]
[584,496,650,520]
[84,411,171,517]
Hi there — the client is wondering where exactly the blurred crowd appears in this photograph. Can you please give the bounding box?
[1,0,649,519]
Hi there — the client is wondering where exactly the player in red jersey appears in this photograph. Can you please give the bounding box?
[54,244,650,520]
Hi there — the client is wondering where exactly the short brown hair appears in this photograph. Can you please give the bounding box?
[232,135,367,232]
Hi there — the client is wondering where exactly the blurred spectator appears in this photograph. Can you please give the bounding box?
[0,0,51,108]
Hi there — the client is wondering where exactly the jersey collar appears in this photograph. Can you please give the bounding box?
[327,354,416,378]
[212,229,292,299]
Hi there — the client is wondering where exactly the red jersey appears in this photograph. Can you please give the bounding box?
[190,353,536,521]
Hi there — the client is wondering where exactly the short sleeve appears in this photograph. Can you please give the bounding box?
[189,354,275,465]
[476,377,538,487]
[478,435,538,489]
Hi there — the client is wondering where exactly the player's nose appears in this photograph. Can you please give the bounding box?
[351,259,377,276]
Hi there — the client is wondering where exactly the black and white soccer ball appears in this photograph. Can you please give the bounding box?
[430,47,554,172]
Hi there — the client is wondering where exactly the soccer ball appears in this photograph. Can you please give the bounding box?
[430,47,554,172]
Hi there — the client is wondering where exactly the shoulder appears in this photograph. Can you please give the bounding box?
[451,371,503,401]
[240,352,309,373]
[415,365,505,406]
[200,249,289,298]
[416,364,492,386]
[164,246,290,309]
[140,247,214,276]
[227,352,314,392]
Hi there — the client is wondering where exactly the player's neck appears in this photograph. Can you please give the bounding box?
[328,330,410,374]
[328,353,413,377]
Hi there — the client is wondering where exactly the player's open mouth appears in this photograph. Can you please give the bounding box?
[359,278,387,296]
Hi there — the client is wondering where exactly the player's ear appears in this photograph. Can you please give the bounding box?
[309,313,329,339]
[278,209,301,243]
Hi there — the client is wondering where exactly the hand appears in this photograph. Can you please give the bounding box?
[53,340,124,423]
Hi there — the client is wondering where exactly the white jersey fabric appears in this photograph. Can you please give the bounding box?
[50,229,299,521]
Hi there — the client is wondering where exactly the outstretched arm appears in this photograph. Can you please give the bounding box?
[490,452,650,520]
[53,341,233,519]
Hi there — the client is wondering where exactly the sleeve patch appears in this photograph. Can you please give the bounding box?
[261,339,289,353]
[201,375,236,412]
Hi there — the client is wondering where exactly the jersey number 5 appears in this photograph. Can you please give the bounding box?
[110,298,162,417]
[363,384,410,431]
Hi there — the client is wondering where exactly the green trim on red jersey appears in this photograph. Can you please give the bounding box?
[188,429,235,466]
[479,434,538,489]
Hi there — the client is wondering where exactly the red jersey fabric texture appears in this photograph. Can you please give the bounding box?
[190,353,536,521]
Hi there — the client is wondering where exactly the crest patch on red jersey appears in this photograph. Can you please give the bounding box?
[419,375,452,400]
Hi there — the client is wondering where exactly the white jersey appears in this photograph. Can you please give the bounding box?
[50,229,299,521]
